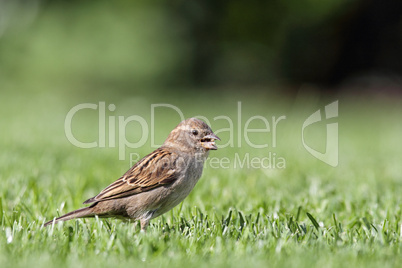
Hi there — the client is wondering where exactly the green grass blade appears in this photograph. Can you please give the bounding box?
[306,212,320,231]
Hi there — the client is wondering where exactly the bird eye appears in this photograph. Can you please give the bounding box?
[192,129,199,136]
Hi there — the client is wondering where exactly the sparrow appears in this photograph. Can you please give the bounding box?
[44,118,220,231]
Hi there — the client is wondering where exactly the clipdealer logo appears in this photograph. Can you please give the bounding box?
[64,101,339,169]
[64,102,287,169]
[302,101,339,167]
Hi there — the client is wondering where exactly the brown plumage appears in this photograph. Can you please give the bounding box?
[44,118,220,231]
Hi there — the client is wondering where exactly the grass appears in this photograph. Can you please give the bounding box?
[0,90,401,268]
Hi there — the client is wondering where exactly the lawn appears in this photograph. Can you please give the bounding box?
[0,90,401,267]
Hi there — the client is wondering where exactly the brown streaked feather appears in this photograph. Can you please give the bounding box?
[83,147,179,204]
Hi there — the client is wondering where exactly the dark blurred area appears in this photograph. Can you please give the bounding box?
[0,0,401,94]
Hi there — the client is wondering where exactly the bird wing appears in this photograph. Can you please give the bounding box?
[83,147,180,204]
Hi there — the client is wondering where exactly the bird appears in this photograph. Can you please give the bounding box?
[44,118,220,231]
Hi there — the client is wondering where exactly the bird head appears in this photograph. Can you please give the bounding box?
[164,118,220,153]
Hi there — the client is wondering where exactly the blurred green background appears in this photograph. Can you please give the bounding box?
[1,0,402,267]
[1,0,401,92]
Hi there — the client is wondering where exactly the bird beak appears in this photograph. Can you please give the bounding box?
[201,133,220,150]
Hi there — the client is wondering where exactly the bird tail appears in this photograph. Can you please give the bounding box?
[43,206,95,227]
